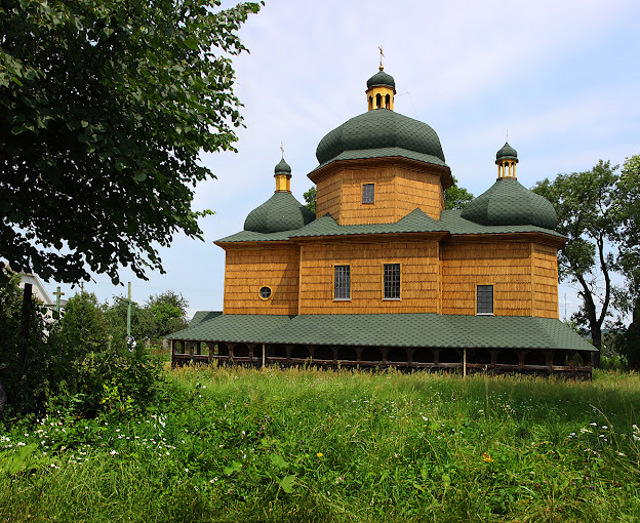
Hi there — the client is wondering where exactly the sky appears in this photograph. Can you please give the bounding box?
[41,0,640,320]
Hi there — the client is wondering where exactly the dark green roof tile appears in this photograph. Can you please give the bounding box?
[218,208,564,243]
[366,70,396,90]
[460,178,557,230]
[315,110,447,168]
[496,142,518,162]
[168,313,595,352]
[243,192,315,234]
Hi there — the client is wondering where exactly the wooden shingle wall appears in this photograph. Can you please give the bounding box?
[298,240,440,314]
[314,161,445,225]
[395,169,443,220]
[316,174,342,222]
[531,243,560,318]
[440,242,533,316]
[223,244,300,315]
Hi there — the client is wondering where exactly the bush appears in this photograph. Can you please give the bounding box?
[0,281,161,418]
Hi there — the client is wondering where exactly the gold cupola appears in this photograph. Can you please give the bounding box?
[495,142,518,179]
[365,65,396,111]
[274,157,292,193]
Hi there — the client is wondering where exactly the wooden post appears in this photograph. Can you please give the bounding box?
[463,347,467,378]
[262,343,266,367]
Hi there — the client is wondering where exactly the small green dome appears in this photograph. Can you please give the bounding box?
[274,158,291,175]
[244,192,315,234]
[496,142,518,163]
[460,178,557,230]
[366,69,396,91]
[316,109,446,167]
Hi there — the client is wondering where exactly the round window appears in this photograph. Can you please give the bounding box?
[259,286,272,299]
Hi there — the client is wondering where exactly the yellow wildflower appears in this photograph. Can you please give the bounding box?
[482,453,493,463]
[317,452,323,458]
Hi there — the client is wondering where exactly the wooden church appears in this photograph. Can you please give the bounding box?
[169,66,595,376]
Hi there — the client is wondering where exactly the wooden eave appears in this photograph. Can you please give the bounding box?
[444,231,566,248]
[290,231,450,244]
[214,239,294,249]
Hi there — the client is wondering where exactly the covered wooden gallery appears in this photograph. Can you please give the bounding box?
[169,67,596,377]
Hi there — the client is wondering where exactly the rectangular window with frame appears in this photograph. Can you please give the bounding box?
[383,263,401,300]
[362,183,375,204]
[477,285,494,315]
[334,265,351,300]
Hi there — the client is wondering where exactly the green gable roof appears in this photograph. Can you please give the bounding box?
[168,313,595,352]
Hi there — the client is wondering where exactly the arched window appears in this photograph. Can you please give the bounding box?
[376,93,382,109]
[385,94,390,109]
[368,96,373,111]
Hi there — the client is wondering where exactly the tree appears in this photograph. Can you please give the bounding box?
[532,161,621,356]
[303,186,317,215]
[146,291,189,339]
[103,295,151,344]
[1,0,261,285]
[612,155,640,367]
[444,177,474,210]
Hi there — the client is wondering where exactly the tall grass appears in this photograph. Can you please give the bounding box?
[1,367,640,522]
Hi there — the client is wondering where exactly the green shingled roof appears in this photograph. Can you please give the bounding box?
[496,142,518,163]
[168,313,595,352]
[315,110,447,169]
[460,178,557,230]
[218,208,564,243]
[243,192,315,234]
[366,69,396,90]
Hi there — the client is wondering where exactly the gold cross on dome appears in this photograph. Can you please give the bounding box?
[378,45,384,70]
[280,142,284,159]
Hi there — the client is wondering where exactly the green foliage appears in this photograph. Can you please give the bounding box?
[303,186,317,214]
[0,275,50,415]
[103,295,151,343]
[444,176,474,210]
[146,290,189,338]
[103,289,188,343]
[0,0,261,284]
[532,161,621,352]
[0,282,161,417]
[2,368,640,521]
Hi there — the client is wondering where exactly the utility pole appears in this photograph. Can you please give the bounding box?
[127,282,132,339]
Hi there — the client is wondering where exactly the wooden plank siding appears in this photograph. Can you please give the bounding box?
[298,240,440,314]
[440,242,533,316]
[223,244,300,315]
[314,161,445,225]
[531,243,560,318]
[395,169,443,220]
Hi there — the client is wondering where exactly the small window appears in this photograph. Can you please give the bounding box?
[383,263,400,300]
[362,183,375,204]
[334,265,351,300]
[259,286,272,300]
[477,285,493,315]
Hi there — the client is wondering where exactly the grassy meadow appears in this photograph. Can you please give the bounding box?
[1,365,640,522]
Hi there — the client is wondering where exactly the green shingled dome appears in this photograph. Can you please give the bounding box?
[274,158,291,175]
[496,142,518,163]
[244,192,315,234]
[366,69,396,91]
[315,109,447,167]
[460,178,557,230]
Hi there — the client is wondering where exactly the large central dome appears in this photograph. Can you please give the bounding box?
[315,109,447,168]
